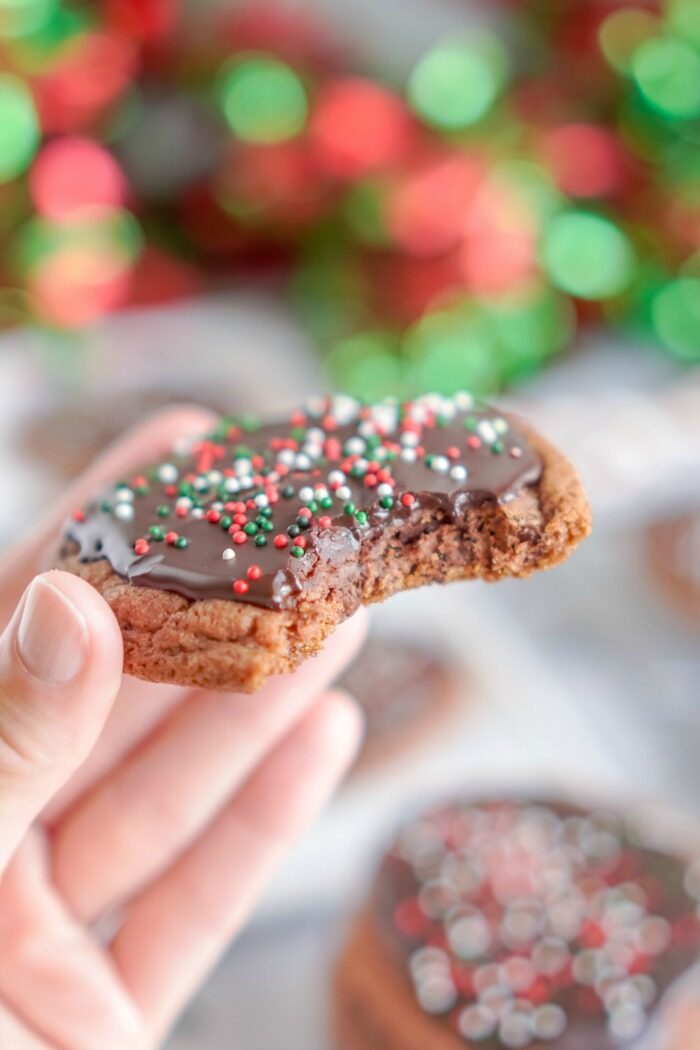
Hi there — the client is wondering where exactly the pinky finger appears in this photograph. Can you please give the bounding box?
[111,689,363,1041]
[0,1000,50,1049]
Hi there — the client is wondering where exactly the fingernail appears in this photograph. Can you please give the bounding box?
[17,577,89,684]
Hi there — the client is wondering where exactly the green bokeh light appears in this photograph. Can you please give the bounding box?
[343,181,392,247]
[219,56,308,144]
[633,36,700,120]
[408,34,508,130]
[652,277,700,360]
[542,211,636,300]
[599,9,661,75]
[0,74,39,183]
[668,0,700,50]
[403,308,500,396]
[327,331,404,399]
[0,0,56,38]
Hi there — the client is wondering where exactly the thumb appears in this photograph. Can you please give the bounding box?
[0,570,123,877]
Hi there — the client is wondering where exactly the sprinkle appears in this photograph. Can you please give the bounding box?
[401,492,416,507]
[233,531,247,544]
[165,531,179,544]
[222,548,235,560]
[114,503,134,521]
[72,509,86,522]
[175,536,189,549]
[274,534,289,548]
[319,515,332,527]
[510,447,523,459]
[247,564,263,580]
[134,538,150,556]
[291,545,305,557]
[233,579,249,594]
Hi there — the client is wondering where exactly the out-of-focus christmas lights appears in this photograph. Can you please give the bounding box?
[0,0,697,395]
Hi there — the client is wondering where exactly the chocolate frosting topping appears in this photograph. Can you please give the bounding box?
[373,799,700,1049]
[65,393,541,609]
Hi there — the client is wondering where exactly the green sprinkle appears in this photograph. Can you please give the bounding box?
[380,496,394,509]
[308,499,319,513]
[259,506,273,518]
[492,441,504,454]
[282,485,295,499]
[465,416,478,432]
[221,515,233,529]
[287,524,301,537]
[243,522,258,535]
[261,520,275,532]
[134,484,150,496]
[175,536,189,549]
[344,501,356,515]
[255,534,267,547]
[100,500,112,512]
[320,496,334,509]
[291,545,305,558]
[148,526,164,541]
[355,510,368,524]
[157,505,170,517]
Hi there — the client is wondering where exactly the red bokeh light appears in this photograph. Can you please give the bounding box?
[104,0,179,44]
[310,79,416,180]
[30,138,126,220]
[30,246,132,326]
[460,178,537,295]
[389,156,486,258]
[540,123,626,199]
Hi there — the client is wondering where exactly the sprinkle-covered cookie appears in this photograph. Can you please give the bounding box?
[334,798,700,1050]
[57,393,590,691]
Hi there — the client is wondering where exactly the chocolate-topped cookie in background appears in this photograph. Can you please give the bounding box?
[337,638,462,774]
[646,512,700,627]
[57,392,591,692]
[333,797,700,1050]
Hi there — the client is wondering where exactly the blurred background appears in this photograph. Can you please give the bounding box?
[0,0,699,1045]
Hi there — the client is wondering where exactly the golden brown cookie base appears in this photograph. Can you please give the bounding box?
[56,425,590,692]
[332,914,467,1050]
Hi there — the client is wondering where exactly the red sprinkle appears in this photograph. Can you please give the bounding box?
[447,446,460,459]
[319,515,332,528]
[247,564,263,581]
[274,534,289,548]
[206,509,221,523]
[401,492,416,507]
[165,531,179,545]
[134,538,150,556]
[72,509,86,522]
[467,436,481,450]
[233,514,247,526]
[233,579,249,594]
[510,446,523,458]
[232,531,247,545]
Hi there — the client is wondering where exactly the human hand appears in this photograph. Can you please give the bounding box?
[0,408,366,1049]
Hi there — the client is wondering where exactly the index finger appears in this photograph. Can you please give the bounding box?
[0,404,217,626]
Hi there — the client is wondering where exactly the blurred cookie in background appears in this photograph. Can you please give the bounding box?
[336,637,462,775]
[646,511,700,627]
[22,387,227,478]
[333,795,700,1050]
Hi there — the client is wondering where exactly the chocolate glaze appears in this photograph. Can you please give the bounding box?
[65,394,541,609]
[373,798,700,1049]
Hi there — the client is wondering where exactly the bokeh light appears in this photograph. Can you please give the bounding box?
[389,157,485,257]
[668,0,700,50]
[326,331,404,400]
[310,79,414,179]
[598,8,661,74]
[542,211,636,300]
[0,0,57,38]
[632,35,700,121]
[540,124,626,199]
[408,34,509,130]
[0,74,39,183]
[30,137,126,220]
[219,56,308,144]
[652,277,700,359]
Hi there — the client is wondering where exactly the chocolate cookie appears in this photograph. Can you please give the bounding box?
[57,393,590,692]
[337,638,461,773]
[333,797,700,1050]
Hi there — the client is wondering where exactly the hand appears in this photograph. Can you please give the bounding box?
[0,408,366,1049]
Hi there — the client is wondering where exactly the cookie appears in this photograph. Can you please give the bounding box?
[646,511,700,626]
[333,797,700,1050]
[337,638,461,774]
[57,393,590,692]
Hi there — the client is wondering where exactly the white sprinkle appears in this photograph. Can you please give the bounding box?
[477,420,498,445]
[459,1004,498,1042]
[254,494,269,508]
[344,436,365,455]
[455,390,475,410]
[191,507,205,519]
[306,427,325,443]
[114,503,134,521]
[450,465,467,482]
[377,483,393,497]
[235,458,252,476]
[295,453,312,470]
[224,477,240,493]
[278,449,296,466]
[176,496,193,511]
[116,487,134,503]
[493,417,509,435]
[336,485,351,500]
[207,470,223,485]
[211,501,224,511]
[532,1004,567,1041]
[299,486,314,502]
[157,463,178,484]
[400,431,419,447]
[222,548,236,561]
[328,470,346,485]
[430,455,450,473]
[400,448,417,463]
